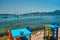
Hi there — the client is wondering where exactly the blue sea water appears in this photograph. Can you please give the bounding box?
[0,15,60,33]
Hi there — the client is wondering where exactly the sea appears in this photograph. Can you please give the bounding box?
[0,15,60,33]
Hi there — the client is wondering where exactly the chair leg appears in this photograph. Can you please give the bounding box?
[16,37,21,40]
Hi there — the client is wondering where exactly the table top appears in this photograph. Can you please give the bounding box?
[49,24,58,29]
[11,28,32,37]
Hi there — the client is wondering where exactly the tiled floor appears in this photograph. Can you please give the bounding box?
[7,28,60,40]
[31,28,60,40]
[31,32,44,40]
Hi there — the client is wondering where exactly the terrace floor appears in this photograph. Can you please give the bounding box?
[0,28,60,40]
[31,28,60,40]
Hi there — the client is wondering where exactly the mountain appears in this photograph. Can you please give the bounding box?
[53,10,60,15]
[53,10,60,13]
[0,10,60,18]
[20,12,41,17]
[0,14,17,18]
[20,10,60,17]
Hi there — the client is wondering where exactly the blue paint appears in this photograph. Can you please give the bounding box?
[56,27,58,40]
[49,25,56,29]
[21,36,28,40]
[52,29,55,40]
[11,28,32,37]
[48,24,58,40]
[26,27,32,32]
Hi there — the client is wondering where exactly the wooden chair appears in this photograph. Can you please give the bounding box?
[8,29,14,40]
[16,37,21,40]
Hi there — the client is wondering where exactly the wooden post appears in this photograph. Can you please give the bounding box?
[52,28,55,40]
[56,27,58,40]
[44,26,46,40]
[28,34,31,40]
[48,27,51,40]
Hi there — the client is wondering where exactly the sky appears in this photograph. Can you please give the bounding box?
[0,0,60,14]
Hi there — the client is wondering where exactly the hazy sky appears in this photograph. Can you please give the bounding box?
[0,0,60,14]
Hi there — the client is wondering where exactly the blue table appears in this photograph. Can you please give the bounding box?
[11,28,32,38]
